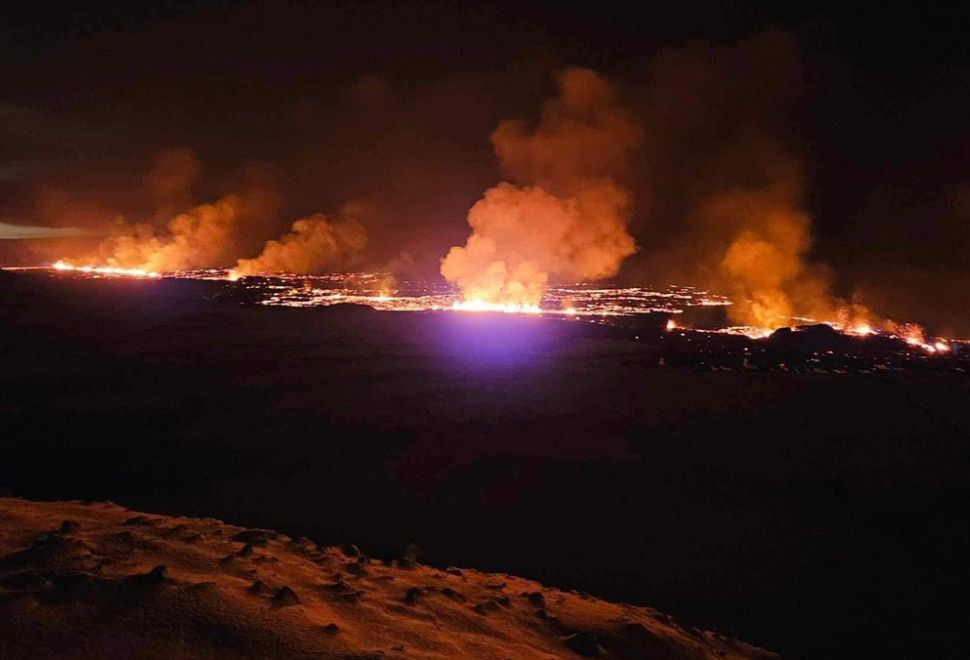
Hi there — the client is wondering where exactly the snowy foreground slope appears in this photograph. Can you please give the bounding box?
[0,498,773,659]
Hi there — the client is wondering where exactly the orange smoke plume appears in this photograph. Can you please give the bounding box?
[50,149,255,273]
[91,194,242,272]
[441,67,641,307]
[696,151,874,331]
[629,33,877,332]
[232,207,367,277]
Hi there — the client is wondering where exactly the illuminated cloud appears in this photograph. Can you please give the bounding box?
[0,222,88,240]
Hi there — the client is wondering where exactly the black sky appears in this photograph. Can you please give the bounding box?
[5,2,970,139]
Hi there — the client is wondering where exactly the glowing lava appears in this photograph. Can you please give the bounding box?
[21,265,963,354]
[451,299,542,315]
[718,326,775,340]
[847,322,874,336]
[52,260,161,279]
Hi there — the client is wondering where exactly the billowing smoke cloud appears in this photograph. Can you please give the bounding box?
[441,67,641,306]
[94,194,242,272]
[232,204,367,277]
[629,33,874,330]
[440,59,870,327]
[25,142,363,277]
[692,148,870,329]
[56,148,234,272]
[53,148,275,273]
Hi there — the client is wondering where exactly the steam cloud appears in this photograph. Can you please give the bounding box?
[440,67,641,306]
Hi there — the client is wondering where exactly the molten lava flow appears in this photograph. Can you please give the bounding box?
[717,326,775,340]
[847,322,874,336]
[886,322,953,353]
[28,265,961,354]
[52,260,160,278]
[451,299,542,315]
[695,314,954,355]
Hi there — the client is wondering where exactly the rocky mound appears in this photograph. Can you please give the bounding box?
[0,498,774,659]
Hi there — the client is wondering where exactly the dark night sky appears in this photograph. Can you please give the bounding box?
[2,1,970,330]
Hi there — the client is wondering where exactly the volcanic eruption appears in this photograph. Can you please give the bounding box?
[17,51,959,351]
[440,67,642,311]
